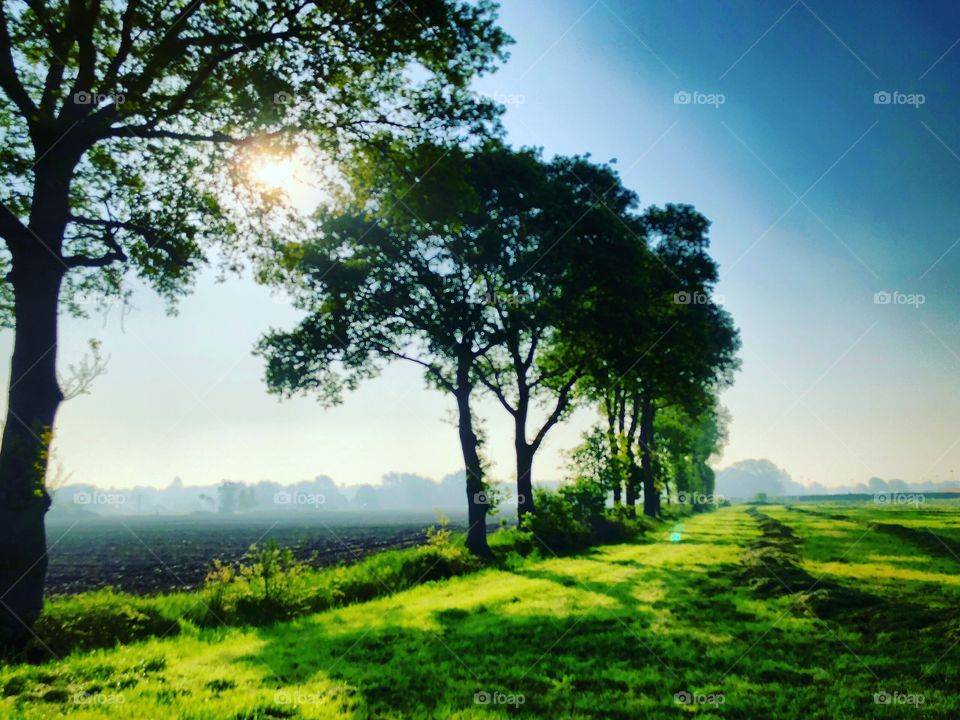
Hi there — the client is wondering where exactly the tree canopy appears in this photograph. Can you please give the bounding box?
[0,0,508,312]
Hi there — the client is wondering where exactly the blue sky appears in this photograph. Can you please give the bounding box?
[6,0,960,490]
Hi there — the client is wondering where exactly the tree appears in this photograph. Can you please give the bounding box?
[257,143,507,556]
[568,426,623,502]
[217,481,242,515]
[565,188,648,511]
[471,151,619,519]
[570,202,739,518]
[471,148,565,520]
[657,400,729,506]
[633,205,740,516]
[0,0,507,649]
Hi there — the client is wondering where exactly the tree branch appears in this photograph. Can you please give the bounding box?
[100,0,140,92]
[378,345,455,394]
[0,200,29,245]
[65,0,102,106]
[64,214,149,268]
[0,7,40,124]
[107,127,239,143]
[478,357,517,418]
[531,370,580,453]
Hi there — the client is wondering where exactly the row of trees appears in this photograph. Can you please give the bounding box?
[0,0,737,649]
[0,0,508,651]
[256,143,740,555]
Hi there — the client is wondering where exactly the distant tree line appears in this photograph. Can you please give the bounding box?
[714,458,960,498]
[51,472,478,515]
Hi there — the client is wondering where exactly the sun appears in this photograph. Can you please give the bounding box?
[245,149,330,213]
[248,155,299,190]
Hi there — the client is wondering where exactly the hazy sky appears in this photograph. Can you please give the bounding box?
[6,0,960,490]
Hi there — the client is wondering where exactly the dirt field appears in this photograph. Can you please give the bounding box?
[44,511,474,595]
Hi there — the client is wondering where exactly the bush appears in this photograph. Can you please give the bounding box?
[195,531,485,627]
[522,488,593,553]
[559,477,608,523]
[521,483,658,553]
[594,509,654,543]
[27,590,180,660]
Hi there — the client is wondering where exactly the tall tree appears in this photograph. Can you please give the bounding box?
[0,0,506,649]
[256,144,504,556]
[634,205,740,516]
[560,162,649,514]
[570,202,739,518]
[473,152,625,519]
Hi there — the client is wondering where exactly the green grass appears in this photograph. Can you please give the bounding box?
[2,503,958,718]
[23,532,510,660]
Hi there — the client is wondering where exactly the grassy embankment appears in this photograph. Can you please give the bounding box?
[2,502,959,718]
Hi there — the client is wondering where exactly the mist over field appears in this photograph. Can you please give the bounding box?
[49,460,960,520]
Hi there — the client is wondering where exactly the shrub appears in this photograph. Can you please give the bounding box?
[559,477,608,523]
[195,533,485,627]
[197,541,316,626]
[521,484,658,553]
[522,488,593,554]
[27,590,180,660]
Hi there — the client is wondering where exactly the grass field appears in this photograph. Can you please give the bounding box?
[2,502,958,718]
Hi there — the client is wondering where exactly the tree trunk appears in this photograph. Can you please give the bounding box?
[624,457,639,516]
[455,379,490,557]
[640,394,658,518]
[515,437,534,522]
[0,263,65,652]
[623,390,641,516]
[605,399,621,505]
[512,383,535,521]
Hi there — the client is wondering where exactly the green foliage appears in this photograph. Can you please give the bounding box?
[657,400,730,503]
[196,536,488,627]
[522,489,593,554]
[558,478,609,524]
[521,483,650,554]
[568,426,626,497]
[0,0,508,316]
[26,590,181,660]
